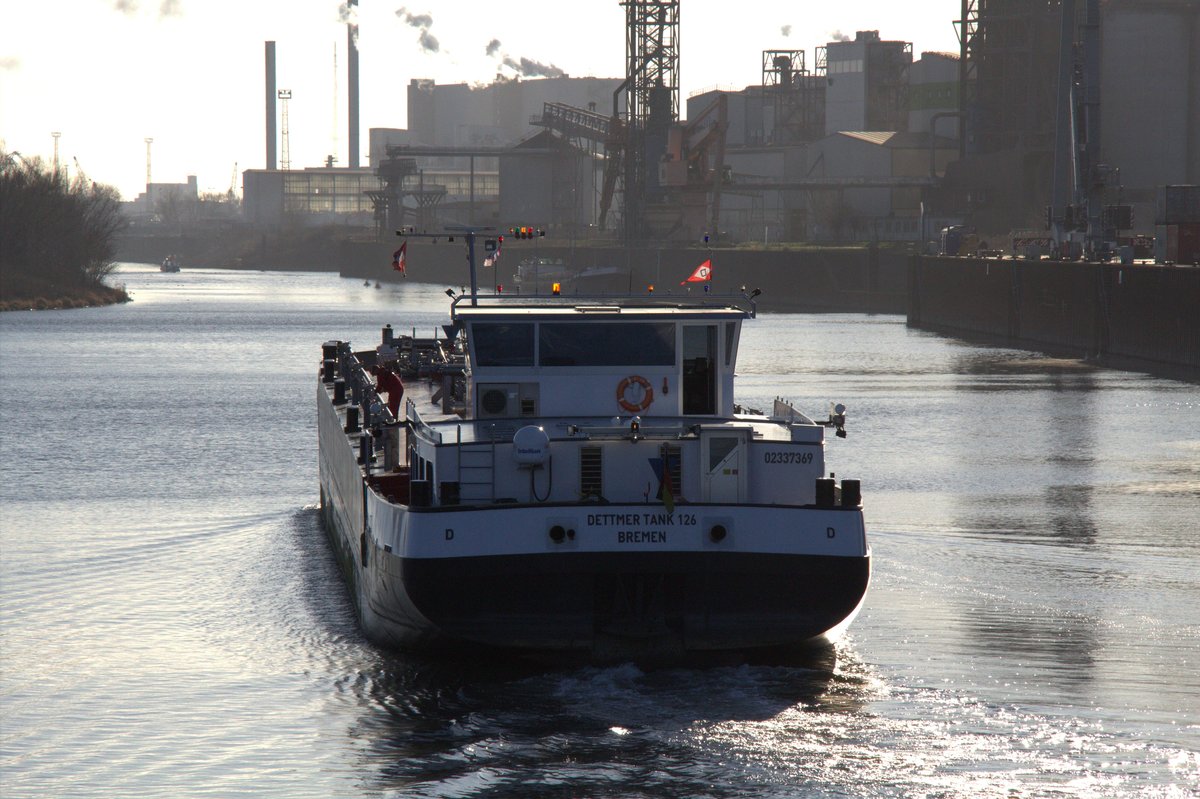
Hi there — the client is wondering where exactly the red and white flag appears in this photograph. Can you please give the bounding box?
[391,241,407,276]
[680,259,712,285]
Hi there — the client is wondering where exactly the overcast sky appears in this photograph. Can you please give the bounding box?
[1,1,961,200]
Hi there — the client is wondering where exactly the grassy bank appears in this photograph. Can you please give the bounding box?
[0,271,130,312]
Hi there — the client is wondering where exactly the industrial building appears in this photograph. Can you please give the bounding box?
[126,175,199,221]
[824,31,912,135]
[1100,0,1200,214]
[235,0,1197,254]
[949,0,1200,240]
[242,168,379,227]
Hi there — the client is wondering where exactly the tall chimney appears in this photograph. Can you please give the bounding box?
[266,41,277,170]
[347,1,360,168]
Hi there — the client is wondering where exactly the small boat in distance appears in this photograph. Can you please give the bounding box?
[160,255,180,272]
[513,257,626,294]
[317,228,870,664]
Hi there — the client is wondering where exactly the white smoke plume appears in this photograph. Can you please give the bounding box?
[489,41,565,79]
[504,56,564,79]
[395,7,438,53]
[113,0,183,19]
[781,24,792,37]
[830,30,850,42]
[339,2,360,47]
[0,56,20,71]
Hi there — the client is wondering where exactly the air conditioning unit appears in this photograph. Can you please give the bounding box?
[477,383,518,419]
[475,383,539,419]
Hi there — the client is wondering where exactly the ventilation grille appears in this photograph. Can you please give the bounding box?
[580,446,603,499]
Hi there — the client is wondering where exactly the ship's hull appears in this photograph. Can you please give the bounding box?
[390,548,870,657]
[321,501,870,662]
[319,429,869,662]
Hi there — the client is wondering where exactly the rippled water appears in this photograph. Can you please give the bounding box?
[2,264,1197,798]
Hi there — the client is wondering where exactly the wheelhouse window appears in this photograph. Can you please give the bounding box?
[471,323,534,366]
[683,325,717,414]
[539,323,675,366]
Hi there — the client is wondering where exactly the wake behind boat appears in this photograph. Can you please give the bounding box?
[317,229,870,663]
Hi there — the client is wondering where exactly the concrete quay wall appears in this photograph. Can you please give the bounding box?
[909,256,1200,376]
[341,240,910,314]
[116,231,910,314]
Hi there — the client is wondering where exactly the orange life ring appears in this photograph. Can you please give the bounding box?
[616,375,654,413]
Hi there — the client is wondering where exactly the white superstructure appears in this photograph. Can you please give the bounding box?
[318,287,870,662]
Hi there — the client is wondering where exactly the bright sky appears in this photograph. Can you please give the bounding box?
[1,1,960,201]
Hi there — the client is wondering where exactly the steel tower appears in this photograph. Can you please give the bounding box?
[621,0,679,242]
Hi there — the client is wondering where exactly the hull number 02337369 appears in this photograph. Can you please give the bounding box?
[763,451,813,464]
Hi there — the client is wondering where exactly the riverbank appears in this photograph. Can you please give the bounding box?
[0,274,129,312]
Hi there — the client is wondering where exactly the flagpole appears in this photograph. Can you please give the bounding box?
[705,231,712,283]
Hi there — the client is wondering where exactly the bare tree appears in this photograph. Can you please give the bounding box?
[1,150,128,299]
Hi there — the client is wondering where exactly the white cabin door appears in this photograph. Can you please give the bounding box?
[701,429,747,503]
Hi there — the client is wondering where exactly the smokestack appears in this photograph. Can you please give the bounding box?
[266,41,277,170]
[347,2,359,168]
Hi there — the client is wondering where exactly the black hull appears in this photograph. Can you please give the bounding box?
[386,550,870,663]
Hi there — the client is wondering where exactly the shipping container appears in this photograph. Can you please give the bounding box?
[1178,224,1200,264]
[1155,185,1200,225]
[1154,224,1200,264]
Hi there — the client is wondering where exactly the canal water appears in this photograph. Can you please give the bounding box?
[2,264,1197,798]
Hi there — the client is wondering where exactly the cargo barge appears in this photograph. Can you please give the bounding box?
[317,231,871,663]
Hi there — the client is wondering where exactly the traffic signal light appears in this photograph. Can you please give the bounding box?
[507,226,545,240]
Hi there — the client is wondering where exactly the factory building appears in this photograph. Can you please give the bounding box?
[406,77,623,150]
[1100,0,1200,211]
[242,168,379,227]
[237,2,1197,252]
[683,40,955,243]
[908,52,959,138]
[824,31,912,135]
[950,0,1200,237]
[499,130,599,236]
[244,76,620,231]
[126,176,199,221]
[803,131,957,242]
